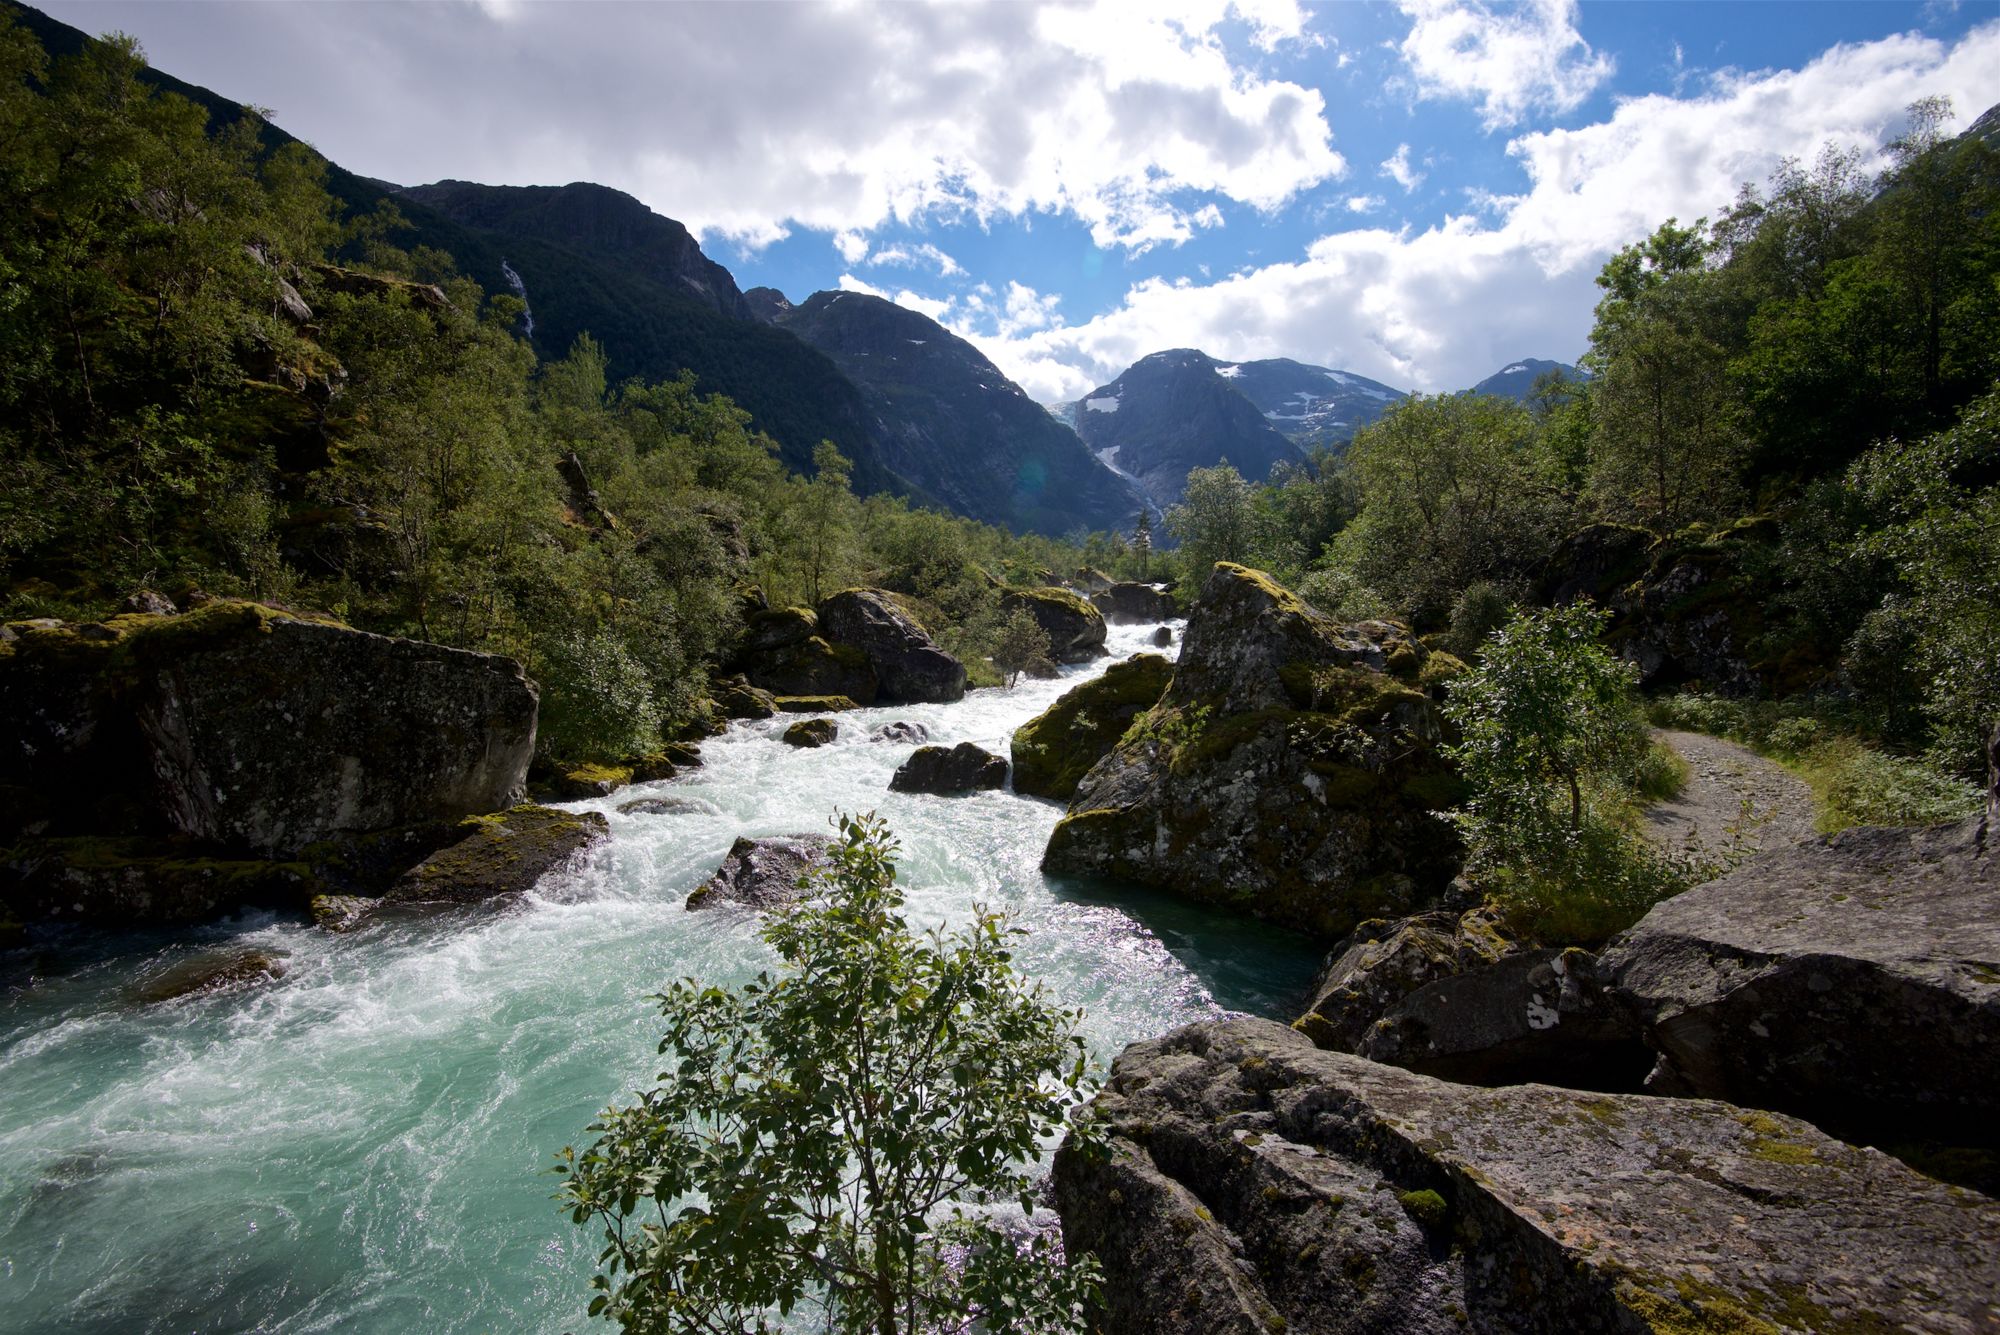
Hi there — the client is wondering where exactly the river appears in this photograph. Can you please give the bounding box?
[0,620,1321,1334]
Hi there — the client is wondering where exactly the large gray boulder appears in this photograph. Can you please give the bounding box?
[1010,653,1172,800]
[685,834,832,911]
[1000,587,1106,663]
[0,601,536,856]
[1602,815,2000,1155]
[383,805,608,905]
[889,742,1008,795]
[1091,581,1178,624]
[1042,564,1464,939]
[816,589,967,704]
[1055,1018,2000,1335]
[1297,908,1649,1091]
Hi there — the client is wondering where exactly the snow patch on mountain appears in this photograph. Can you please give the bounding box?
[1085,394,1121,413]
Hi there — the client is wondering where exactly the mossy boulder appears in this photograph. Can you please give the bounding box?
[782,718,838,748]
[1092,582,1179,624]
[816,588,966,704]
[545,763,633,799]
[713,674,778,720]
[1000,587,1107,663]
[1043,564,1461,939]
[738,606,818,655]
[773,694,860,713]
[889,743,1009,795]
[1011,653,1173,800]
[1056,1017,2000,1335]
[133,947,290,1005]
[736,633,879,703]
[0,837,319,926]
[0,601,537,861]
[382,804,608,906]
[686,834,831,912]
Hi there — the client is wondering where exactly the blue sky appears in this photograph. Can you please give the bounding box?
[47,0,2000,399]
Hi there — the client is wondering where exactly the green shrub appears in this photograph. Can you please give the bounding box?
[1445,581,1514,659]
[1296,566,1394,623]
[533,630,662,764]
[1802,739,1982,832]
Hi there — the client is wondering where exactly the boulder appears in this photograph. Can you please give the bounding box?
[1151,625,1173,647]
[738,635,878,703]
[1055,1017,2000,1335]
[546,764,632,800]
[686,834,832,911]
[1296,908,1649,1091]
[1043,564,1461,939]
[0,602,537,859]
[1602,815,2000,1156]
[738,606,818,655]
[133,947,290,1005]
[1000,587,1107,664]
[870,721,929,744]
[383,805,607,905]
[119,590,177,617]
[816,589,967,703]
[617,796,722,817]
[1092,581,1178,624]
[1010,654,1172,800]
[713,674,778,720]
[773,694,860,713]
[0,838,318,926]
[889,743,1009,795]
[782,718,838,748]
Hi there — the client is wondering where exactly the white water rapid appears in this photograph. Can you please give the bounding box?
[0,621,1320,1334]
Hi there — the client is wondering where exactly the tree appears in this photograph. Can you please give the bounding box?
[796,440,857,605]
[1164,462,1263,591]
[1130,510,1152,579]
[556,813,1101,1335]
[991,606,1054,686]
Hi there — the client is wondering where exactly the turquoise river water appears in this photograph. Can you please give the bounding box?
[0,620,1321,1333]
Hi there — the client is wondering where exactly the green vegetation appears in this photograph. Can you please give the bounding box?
[1444,605,1707,946]
[0,16,1105,772]
[554,813,1100,1334]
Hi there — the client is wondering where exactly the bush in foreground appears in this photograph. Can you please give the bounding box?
[556,813,1100,1334]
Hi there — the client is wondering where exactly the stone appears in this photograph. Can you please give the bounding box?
[134,948,289,1005]
[738,634,878,703]
[870,721,929,744]
[1151,625,1173,647]
[1055,1017,2000,1335]
[686,834,832,911]
[1000,587,1107,664]
[383,805,607,905]
[546,764,633,799]
[1602,815,2000,1157]
[1,838,318,926]
[1296,908,1650,1091]
[739,606,819,655]
[889,743,1009,795]
[783,718,838,748]
[0,602,537,860]
[773,694,860,713]
[1092,581,1179,624]
[815,589,967,703]
[119,590,176,617]
[308,894,374,932]
[1010,654,1172,800]
[1043,564,1460,939]
[713,674,778,720]
[617,796,722,818]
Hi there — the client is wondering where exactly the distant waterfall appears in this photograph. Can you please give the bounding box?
[499,257,535,339]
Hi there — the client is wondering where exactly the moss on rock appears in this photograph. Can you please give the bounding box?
[1012,654,1173,799]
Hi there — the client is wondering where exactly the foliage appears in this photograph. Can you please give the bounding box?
[991,607,1054,687]
[555,813,1101,1335]
[1443,605,1698,944]
[1163,462,1266,598]
[1445,581,1513,659]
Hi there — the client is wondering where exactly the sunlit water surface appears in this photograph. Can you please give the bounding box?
[0,622,1320,1334]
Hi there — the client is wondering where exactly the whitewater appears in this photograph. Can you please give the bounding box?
[0,621,1319,1334]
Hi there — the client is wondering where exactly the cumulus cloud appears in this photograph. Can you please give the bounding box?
[1346,194,1386,212]
[950,22,2000,401]
[867,243,965,277]
[832,230,871,264]
[1397,0,1615,129]
[1380,144,1426,193]
[68,0,1344,254]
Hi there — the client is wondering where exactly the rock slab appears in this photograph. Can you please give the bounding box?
[1055,1017,2000,1335]
[1603,814,2000,1153]
[384,805,607,905]
[686,834,832,911]
[816,589,967,704]
[1010,653,1172,800]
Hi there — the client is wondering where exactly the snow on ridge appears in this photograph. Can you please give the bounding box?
[908,339,927,346]
[1216,364,1242,378]
[1085,395,1121,414]
[1323,370,1351,386]
[1501,362,1528,375]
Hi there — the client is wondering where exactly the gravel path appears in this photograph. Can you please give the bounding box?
[1643,729,1818,861]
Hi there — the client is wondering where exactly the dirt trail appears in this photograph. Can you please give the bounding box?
[1643,729,1818,861]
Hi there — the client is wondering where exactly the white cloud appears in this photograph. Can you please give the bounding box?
[866,242,966,276]
[832,230,870,264]
[1346,194,1385,212]
[836,273,889,298]
[1396,0,1615,129]
[953,22,2000,402]
[1380,144,1426,192]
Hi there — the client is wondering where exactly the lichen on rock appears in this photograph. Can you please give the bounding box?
[1011,653,1172,800]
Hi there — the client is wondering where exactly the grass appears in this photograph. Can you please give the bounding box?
[1648,692,1980,834]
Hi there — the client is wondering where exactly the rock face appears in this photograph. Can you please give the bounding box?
[782,718,838,748]
[383,805,608,905]
[2,839,319,926]
[1043,564,1463,939]
[1298,909,1649,1092]
[0,602,537,884]
[1000,587,1106,663]
[727,607,880,704]
[815,589,966,704]
[1010,654,1173,800]
[1055,1018,2000,1335]
[889,743,1009,795]
[1602,815,2000,1154]
[1091,582,1178,624]
[686,834,832,911]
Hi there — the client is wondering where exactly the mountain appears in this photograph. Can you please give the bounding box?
[1066,350,1306,511]
[1469,358,1584,402]
[1217,357,1406,449]
[778,292,1143,535]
